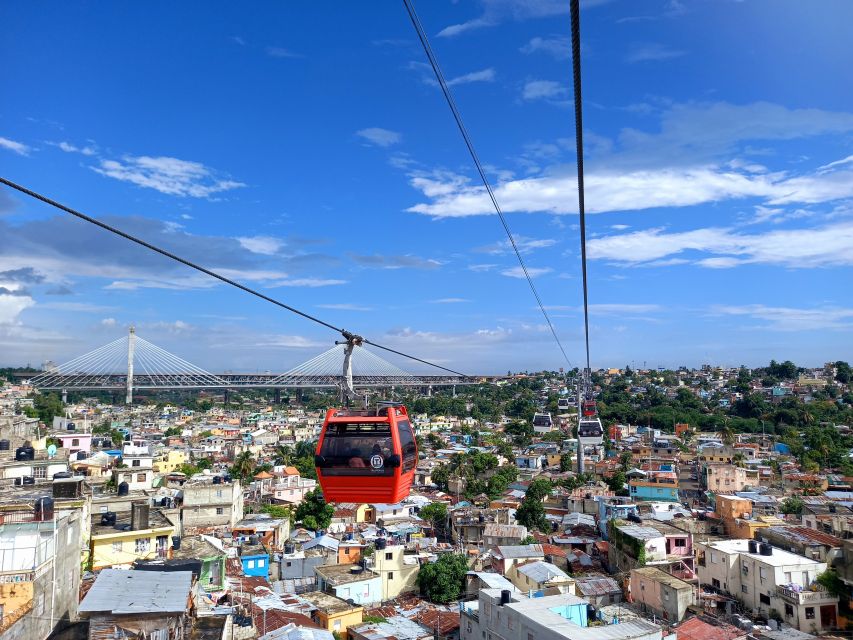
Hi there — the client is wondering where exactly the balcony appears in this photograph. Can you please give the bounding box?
[776,585,837,605]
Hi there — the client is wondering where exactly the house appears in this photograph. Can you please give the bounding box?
[491,544,544,574]
[597,498,640,538]
[153,449,186,473]
[573,575,622,608]
[460,588,662,640]
[483,523,528,548]
[181,474,244,534]
[608,522,667,574]
[315,563,382,606]
[54,432,92,454]
[301,590,364,635]
[696,539,838,632]
[675,616,747,640]
[715,494,785,539]
[136,535,227,592]
[233,514,290,549]
[0,502,82,640]
[755,526,844,564]
[78,569,193,640]
[371,542,419,600]
[628,469,679,502]
[630,567,695,622]
[240,541,270,577]
[272,466,317,505]
[349,615,432,640]
[704,464,759,493]
[89,504,177,570]
[507,560,575,595]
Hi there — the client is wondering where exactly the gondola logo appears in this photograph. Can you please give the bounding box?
[370,455,384,469]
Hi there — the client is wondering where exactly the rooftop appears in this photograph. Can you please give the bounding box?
[632,566,694,590]
[79,569,192,614]
[315,563,378,586]
[700,539,823,566]
[91,508,174,536]
[301,590,362,614]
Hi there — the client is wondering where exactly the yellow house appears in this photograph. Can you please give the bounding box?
[302,591,363,635]
[372,543,419,600]
[153,449,186,473]
[89,507,176,570]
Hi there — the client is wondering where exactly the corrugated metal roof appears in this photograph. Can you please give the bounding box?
[575,575,621,596]
[495,544,543,559]
[517,561,570,583]
[79,569,192,614]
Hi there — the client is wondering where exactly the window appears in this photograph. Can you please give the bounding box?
[135,538,150,553]
[112,541,123,552]
[216,507,224,515]
[317,422,395,476]
[785,604,794,617]
[258,559,265,567]
[132,459,140,467]
[712,578,720,589]
[34,466,47,479]
[760,593,771,605]
[674,538,686,547]
[386,552,393,560]
[388,572,394,580]
[334,620,342,631]
[711,552,719,564]
[247,560,255,569]
[663,589,670,600]
[784,572,792,583]
[802,571,809,585]
[216,489,223,498]
[742,564,749,575]
[72,439,79,446]
[398,420,417,472]
[805,607,815,619]
[137,473,146,482]
[286,561,292,567]
[742,585,748,593]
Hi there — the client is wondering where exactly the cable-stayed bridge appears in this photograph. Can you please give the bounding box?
[28,328,475,403]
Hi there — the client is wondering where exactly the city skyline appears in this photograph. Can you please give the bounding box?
[2,0,852,373]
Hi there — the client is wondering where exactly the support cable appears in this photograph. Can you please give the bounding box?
[402,0,573,369]
[0,176,466,377]
[570,0,592,375]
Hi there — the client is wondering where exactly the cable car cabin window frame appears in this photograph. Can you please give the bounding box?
[317,422,397,476]
[396,420,417,472]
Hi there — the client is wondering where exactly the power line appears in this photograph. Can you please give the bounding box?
[570,0,592,374]
[0,176,467,377]
[402,0,573,370]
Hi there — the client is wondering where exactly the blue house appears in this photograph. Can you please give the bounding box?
[596,498,639,539]
[240,543,269,578]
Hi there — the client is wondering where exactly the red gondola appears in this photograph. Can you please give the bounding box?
[314,404,417,504]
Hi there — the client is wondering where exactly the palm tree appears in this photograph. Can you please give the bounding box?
[231,451,256,482]
[720,422,735,446]
[732,452,746,468]
[273,444,294,467]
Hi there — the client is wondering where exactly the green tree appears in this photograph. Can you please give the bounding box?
[295,488,334,530]
[515,479,552,532]
[560,453,573,472]
[780,496,804,515]
[607,470,627,494]
[417,553,469,603]
[835,361,851,384]
[164,426,182,437]
[420,502,448,533]
[230,451,256,482]
[273,444,294,466]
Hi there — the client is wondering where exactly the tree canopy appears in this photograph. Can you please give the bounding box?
[417,553,469,603]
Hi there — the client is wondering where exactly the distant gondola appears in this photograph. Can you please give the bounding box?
[314,403,417,504]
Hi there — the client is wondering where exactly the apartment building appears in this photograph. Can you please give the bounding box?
[180,474,243,534]
[460,588,662,640]
[630,567,695,622]
[696,539,838,632]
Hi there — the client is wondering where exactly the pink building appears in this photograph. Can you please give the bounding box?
[272,466,317,505]
[56,432,92,454]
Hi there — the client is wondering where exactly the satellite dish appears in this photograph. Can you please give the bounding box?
[47,444,58,458]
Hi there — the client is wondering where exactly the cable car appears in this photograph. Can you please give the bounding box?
[314,403,417,504]
[578,398,603,446]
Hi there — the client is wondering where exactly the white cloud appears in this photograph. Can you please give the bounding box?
[436,0,611,38]
[269,278,347,287]
[713,304,853,331]
[49,140,96,156]
[252,334,325,348]
[447,68,496,86]
[625,43,685,63]
[520,36,570,59]
[0,293,34,324]
[501,266,552,278]
[430,298,469,304]
[236,235,284,255]
[265,46,302,58]
[611,224,630,230]
[818,155,853,172]
[92,155,245,198]
[586,221,853,268]
[479,235,557,254]
[0,136,31,156]
[522,80,567,101]
[101,318,117,328]
[356,128,402,148]
[468,263,498,272]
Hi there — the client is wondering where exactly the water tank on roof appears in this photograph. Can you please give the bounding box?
[284,544,295,554]
[15,446,35,461]
[67,422,76,431]
[22,476,35,485]
[500,590,511,606]
[759,543,773,556]
[0,439,10,451]
[249,535,259,545]
[34,497,54,522]
[748,539,758,554]
[118,481,129,496]
[172,536,181,550]
[213,475,222,485]
[101,512,117,526]
[375,538,387,550]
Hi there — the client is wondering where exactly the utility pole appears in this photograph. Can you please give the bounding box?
[126,326,136,405]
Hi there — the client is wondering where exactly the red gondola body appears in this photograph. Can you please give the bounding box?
[581,399,597,417]
[314,404,417,504]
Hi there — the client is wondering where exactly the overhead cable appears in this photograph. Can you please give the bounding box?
[402,0,573,369]
[0,176,467,377]
[570,0,592,374]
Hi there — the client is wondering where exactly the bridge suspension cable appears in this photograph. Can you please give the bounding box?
[0,176,466,377]
[402,0,573,370]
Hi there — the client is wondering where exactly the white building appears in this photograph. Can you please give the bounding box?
[461,588,661,640]
[696,539,838,632]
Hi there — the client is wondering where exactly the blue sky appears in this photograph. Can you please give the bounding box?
[1,0,852,374]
